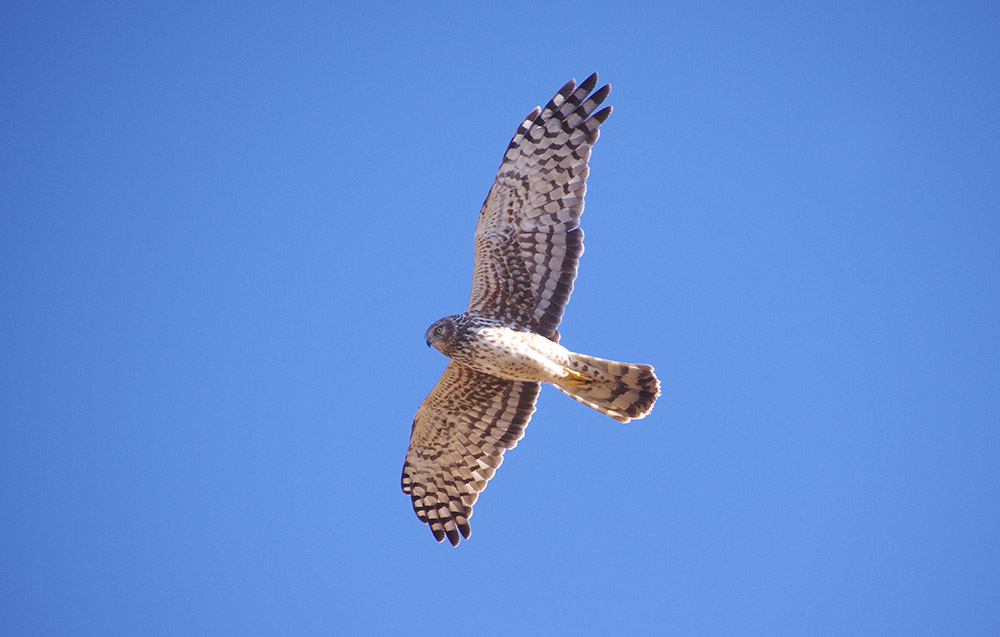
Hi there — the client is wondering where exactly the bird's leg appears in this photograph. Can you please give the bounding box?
[562,367,594,387]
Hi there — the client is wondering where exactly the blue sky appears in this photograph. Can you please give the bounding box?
[2,2,998,635]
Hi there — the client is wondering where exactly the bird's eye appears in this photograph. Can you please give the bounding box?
[435,326,444,334]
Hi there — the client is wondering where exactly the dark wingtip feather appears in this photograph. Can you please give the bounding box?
[556,77,577,98]
[591,105,613,126]
[579,72,599,94]
[590,84,611,107]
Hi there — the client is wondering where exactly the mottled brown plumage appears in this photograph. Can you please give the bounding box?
[402,74,660,546]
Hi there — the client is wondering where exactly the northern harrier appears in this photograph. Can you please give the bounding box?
[402,74,659,546]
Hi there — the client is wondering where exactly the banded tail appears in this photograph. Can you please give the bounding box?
[556,352,660,422]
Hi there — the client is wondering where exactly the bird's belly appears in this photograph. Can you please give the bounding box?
[458,326,570,382]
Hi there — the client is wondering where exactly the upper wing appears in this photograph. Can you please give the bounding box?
[402,361,539,546]
[467,73,612,341]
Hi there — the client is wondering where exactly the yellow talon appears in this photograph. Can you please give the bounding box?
[563,367,594,387]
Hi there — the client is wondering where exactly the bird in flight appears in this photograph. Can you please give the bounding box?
[402,74,660,546]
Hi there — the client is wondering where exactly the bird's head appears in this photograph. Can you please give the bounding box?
[425,316,456,354]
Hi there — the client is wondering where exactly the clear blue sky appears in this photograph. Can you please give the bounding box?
[2,2,998,635]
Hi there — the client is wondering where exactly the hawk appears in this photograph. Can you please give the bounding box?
[402,74,660,546]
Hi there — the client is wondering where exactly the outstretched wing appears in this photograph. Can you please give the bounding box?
[467,73,612,341]
[402,362,539,546]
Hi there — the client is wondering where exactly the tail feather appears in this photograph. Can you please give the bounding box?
[556,352,660,422]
